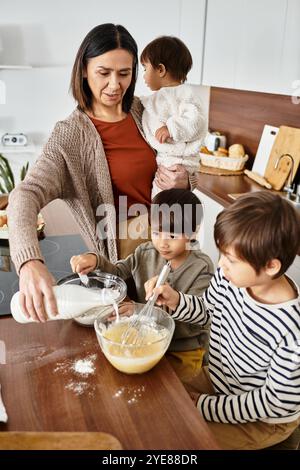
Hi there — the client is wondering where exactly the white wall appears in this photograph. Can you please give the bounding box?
[0,0,209,156]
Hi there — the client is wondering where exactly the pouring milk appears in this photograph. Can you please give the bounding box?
[10,284,120,323]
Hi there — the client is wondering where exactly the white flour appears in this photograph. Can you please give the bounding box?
[72,355,96,376]
[113,385,146,405]
[65,381,88,395]
[53,353,97,396]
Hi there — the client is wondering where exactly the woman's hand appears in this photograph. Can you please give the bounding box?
[155,164,189,190]
[144,276,180,311]
[19,260,58,323]
[70,253,97,275]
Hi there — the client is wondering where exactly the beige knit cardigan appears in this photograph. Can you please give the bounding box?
[8,97,145,273]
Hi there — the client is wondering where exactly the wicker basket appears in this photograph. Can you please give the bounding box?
[200,153,248,171]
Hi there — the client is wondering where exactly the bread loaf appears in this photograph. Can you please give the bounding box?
[213,150,227,157]
[228,144,245,158]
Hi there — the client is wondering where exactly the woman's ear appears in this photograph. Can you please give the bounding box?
[265,258,282,277]
[158,63,167,77]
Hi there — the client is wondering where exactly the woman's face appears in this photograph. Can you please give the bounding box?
[85,48,133,110]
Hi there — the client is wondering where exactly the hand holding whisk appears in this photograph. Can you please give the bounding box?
[121,261,171,346]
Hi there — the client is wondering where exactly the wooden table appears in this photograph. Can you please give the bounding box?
[0,317,219,450]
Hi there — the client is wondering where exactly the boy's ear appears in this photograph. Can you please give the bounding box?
[158,63,167,77]
[265,258,281,277]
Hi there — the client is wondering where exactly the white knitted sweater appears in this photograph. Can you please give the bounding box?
[140,84,207,169]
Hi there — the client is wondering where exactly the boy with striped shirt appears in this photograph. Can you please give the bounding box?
[145,191,300,450]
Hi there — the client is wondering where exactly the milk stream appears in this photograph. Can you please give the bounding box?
[10,284,120,323]
[113,302,119,323]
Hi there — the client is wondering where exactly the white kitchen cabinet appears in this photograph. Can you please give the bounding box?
[193,189,224,269]
[179,0,206,84]
[0,0,207,137]
[202,0,300,96]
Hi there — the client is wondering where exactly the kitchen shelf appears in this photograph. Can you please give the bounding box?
[0,144,40,154]
[0,65,33,70]
[0,65,71,70]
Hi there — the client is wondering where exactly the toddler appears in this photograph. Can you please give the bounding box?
[140,36,207,197]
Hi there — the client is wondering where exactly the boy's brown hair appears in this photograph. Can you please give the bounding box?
[151,189,202,237]
[140,36,192,83]
[214,191,300,278]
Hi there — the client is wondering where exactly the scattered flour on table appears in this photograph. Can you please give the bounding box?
[65,380,96,396]
[53,353,97,396]
[65,381,89,395]
[72,354,96,376]
[113,385,146,405]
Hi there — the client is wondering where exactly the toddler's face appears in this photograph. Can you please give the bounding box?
[141,61,163,91]
[151,230,190,262]
[218,247,266,288]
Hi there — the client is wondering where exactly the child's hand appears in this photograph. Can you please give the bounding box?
[144,276,180,311]
[155,125,171,143]
[70,253,97,275]
[107,300,135,321]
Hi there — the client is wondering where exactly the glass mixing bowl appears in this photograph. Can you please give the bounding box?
[57,271,127,326]
[94,302,175,374]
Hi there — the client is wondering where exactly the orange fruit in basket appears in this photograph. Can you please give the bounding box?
[0,214,8,227]
[200,145,213,155]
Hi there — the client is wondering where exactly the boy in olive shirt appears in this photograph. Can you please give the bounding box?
[71,189,214,381]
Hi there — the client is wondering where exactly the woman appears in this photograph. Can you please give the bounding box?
[8,24,193,322]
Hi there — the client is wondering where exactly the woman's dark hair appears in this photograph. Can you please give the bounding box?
[140,36,192,82]
[71,23,138,113]
[151,189,203,237]
[214,191,300,278]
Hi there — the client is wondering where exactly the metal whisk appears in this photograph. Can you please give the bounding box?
[121,262,171,346]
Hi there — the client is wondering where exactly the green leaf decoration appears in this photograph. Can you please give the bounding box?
[20,161,29,181]
[0,154,15,188]
[0,153,30,194]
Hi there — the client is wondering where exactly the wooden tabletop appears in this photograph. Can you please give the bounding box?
[0,317,219,450]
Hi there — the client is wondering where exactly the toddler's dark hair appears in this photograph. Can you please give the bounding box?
[140,36,192,82]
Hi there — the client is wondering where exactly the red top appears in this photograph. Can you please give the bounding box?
[90,114,156,216]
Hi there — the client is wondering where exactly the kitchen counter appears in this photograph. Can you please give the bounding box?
[0,316,219,450]
[196,172,265,207]
[195,172,300,261]
[0,230,219,450]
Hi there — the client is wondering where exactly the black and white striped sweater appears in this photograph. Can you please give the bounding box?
[173,268,300,424]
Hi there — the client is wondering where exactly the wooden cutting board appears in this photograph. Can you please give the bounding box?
[264,126,300,190]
